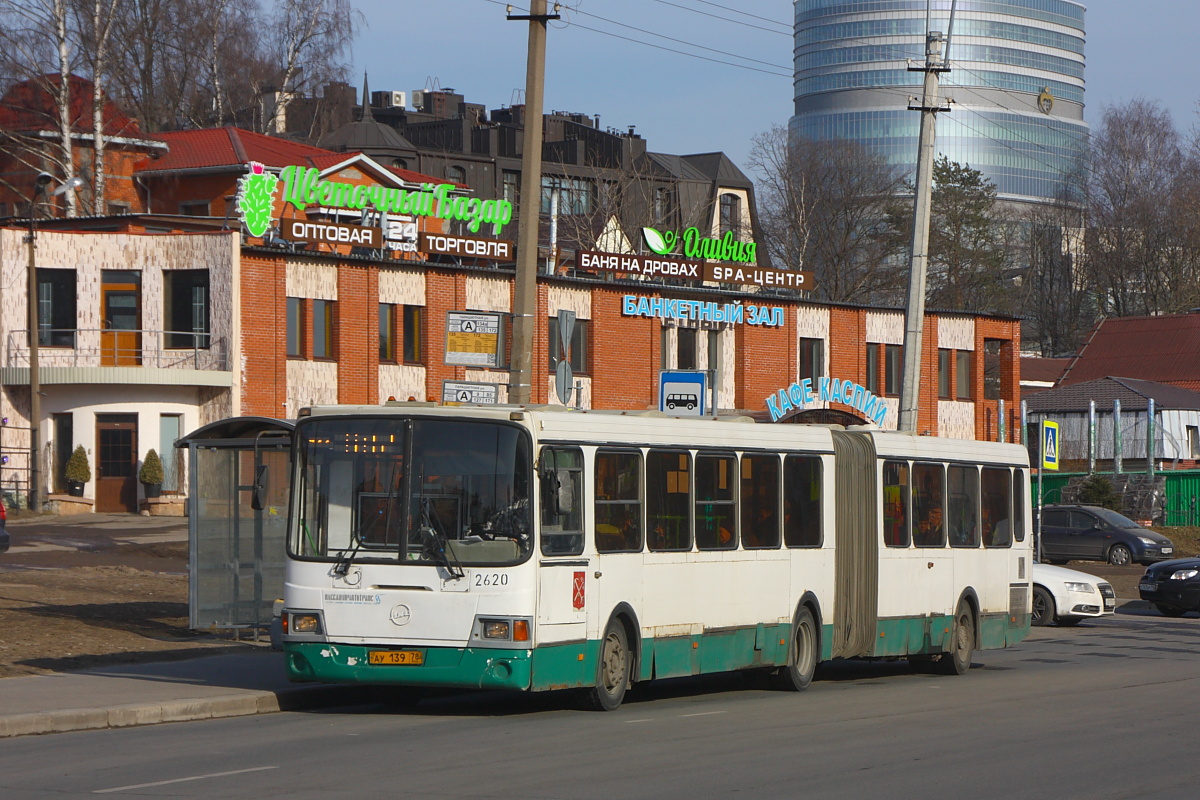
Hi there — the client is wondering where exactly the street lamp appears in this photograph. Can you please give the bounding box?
[26,172,82,511]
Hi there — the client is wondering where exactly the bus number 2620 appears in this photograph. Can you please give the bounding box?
[475,573,508,587]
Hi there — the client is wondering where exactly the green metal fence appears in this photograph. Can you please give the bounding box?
[1033,470,1200,527]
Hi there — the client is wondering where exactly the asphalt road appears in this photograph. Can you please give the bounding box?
[1,611,1197,799]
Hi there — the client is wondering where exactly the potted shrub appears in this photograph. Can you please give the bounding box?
[139,449,165,499]
[64,445,90,497]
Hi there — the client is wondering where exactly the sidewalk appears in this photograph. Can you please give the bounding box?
[0,650,374,738]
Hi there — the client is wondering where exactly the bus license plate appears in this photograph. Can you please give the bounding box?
[368,650,424,666]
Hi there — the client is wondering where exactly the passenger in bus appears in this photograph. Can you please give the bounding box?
[915,503,943,546]
[883,488,906,546]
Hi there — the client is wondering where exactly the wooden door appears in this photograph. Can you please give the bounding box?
[101,276,141,366]
[96,414,138,512]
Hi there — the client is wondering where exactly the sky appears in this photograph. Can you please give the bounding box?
[352,1,1199,174]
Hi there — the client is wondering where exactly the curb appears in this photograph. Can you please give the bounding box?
[0,685,374,739]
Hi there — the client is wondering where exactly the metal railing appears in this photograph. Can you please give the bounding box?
[7,329,229,371]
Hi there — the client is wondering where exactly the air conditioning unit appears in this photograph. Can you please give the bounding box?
[371,90,407,109]
[411,90,425,110]
[390,91,406,109]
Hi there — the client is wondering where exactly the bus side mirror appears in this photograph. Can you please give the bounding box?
[252,464,268,511]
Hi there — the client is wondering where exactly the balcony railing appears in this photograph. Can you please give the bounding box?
[7,329,229,371]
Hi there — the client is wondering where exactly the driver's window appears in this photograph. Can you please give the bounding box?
[540,447,584,556]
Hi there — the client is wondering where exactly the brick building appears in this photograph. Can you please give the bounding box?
[0,116,1021,514]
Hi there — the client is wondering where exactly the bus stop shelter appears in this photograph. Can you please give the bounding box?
[176,416,294,634]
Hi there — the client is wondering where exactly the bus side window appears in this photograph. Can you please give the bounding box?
[882,460,910,547]
[595,450,643,553]
[695,452,736,551]
[981,467,1012,548]
[912,462,945,547]
[540,447,584,556]
[948,465,980,548]
[1012,470,1026,541]
[648,450,691,552]
[784,455,822,547]
[741,454,781,549]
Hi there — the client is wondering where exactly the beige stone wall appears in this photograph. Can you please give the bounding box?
[286,359,338,417]
[866,310,905,344]
[378,267,425,306]
[937,316,975,351]
[465,276,511,312]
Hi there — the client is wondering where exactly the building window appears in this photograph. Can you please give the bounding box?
[37,268,77,347]
[719,193,741,236]
[653,187,672,226]
[52,413,73,494]
[446,165,466,185]
[540,176,593,215]
[403,305,422,363]
[379,304,397,362]
[548,316,589,373]
[938,349,952,399]
[983,339,1003,400]
[956,350,972,400]
[502,170,520,205]
[677,327,697,370]
[107,201,131,215]
[391,158,408,171]
[798,337,824,383]
[865,343,880,395]
[286,297,304,357]
[164,269,210,349]
[312,299,334,359]
[884,344,903,397]
[179,201,209,216]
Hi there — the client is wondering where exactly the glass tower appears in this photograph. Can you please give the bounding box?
[790,0,1088,204]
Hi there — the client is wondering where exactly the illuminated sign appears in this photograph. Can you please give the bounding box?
[281,219,382,248]
[236,162,279,238]
[765,377,889,426]
[643,226,756,263]
[621,295,783,327]
[277,166,513,235]
[580,251,813,290]
[420,232,513,261]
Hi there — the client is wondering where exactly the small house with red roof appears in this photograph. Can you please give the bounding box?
[1058,312,1200,392]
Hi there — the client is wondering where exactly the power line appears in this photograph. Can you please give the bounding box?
[643,0,791,36]
[686,0,792,29]
[562,5,792,71]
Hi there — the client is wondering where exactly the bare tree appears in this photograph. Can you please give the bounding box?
[76,0,120,214]
[748,125,907,303]
[265,0,360,134]
[1086,99,1184,316]
[1018,188,1096,356]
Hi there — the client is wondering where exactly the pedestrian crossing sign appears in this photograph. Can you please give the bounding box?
[1041,420,1059,471]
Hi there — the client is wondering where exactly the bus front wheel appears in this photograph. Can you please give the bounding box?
[584,620,630,711]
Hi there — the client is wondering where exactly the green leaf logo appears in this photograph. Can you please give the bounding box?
[642,226,676,255]
[237,162,279,238]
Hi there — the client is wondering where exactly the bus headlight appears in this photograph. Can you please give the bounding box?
[291,613,323,634]
[482,619,511,639]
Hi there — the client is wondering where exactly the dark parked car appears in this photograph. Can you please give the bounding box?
[1038,504,1174,566]
[0,495,8,553]
[1138,558,1200,617]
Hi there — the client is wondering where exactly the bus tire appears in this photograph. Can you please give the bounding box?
[770,606,817,691]
[934,602,975,676]
[583,619,630,711]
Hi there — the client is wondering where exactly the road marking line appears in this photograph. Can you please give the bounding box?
[624,718,655,723]
[94,766,278,793]
[680,711,726,718]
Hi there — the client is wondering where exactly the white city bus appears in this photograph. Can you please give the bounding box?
[282,403,1032,710]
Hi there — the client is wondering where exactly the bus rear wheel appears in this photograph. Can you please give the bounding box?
[584,620,630,711]
[934,603,975,676]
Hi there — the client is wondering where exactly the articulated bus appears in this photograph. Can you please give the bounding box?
[282,403,1032,710]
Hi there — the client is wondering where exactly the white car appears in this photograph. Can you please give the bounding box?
[1031,562,1116,626]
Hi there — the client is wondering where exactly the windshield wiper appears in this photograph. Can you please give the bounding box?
[335,461,401,577]
[420,497,465,579]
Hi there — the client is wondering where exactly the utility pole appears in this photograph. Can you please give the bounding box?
[507,1,560,405]
[898,15,953,433]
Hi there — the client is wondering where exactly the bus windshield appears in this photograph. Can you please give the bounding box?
[290,416,532,567]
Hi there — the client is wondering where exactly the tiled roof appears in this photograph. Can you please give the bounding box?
[1023,376,1200,412]
[1060,313,1200,385]
[0,74,154,141]
[137,127,335,173]
[1020,357,1071,384]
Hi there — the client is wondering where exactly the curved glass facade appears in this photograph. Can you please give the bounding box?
[790,0,1088,203]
